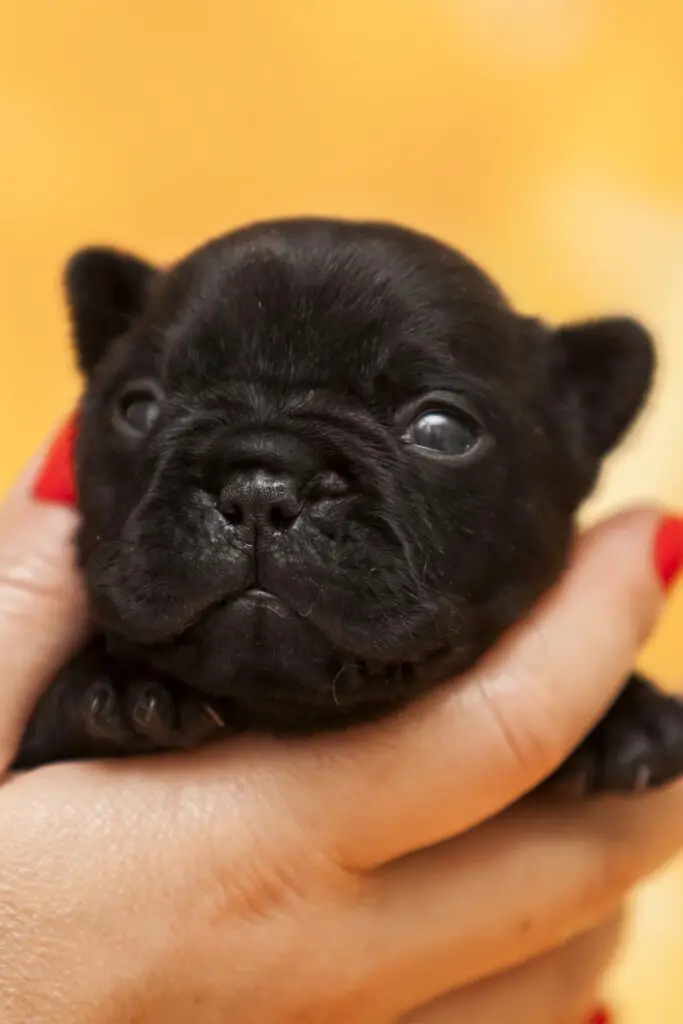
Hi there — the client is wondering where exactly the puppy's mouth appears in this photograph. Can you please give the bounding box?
[232,587,285,607]
[102,576,464,730]
[184,584,298,633]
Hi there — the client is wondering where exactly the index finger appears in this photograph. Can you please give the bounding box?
[0,436,87,771]
[277,508,668,869]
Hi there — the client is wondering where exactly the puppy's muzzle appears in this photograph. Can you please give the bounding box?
[218,468,303,533]
[213,457,351,545]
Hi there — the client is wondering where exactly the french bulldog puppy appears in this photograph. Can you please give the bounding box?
[15,218,683,794]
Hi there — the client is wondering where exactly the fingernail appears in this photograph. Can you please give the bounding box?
[654,515,683,591]
[585,1006,612,1024]
[32,413,78,506]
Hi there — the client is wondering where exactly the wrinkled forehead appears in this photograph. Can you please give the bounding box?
[144,232,517,406]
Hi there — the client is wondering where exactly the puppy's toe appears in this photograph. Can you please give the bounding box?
[81,679,127,742]
[553,674,683,796]
[178,694,227,747]
[125,679,226,750]
[127,681,176,745]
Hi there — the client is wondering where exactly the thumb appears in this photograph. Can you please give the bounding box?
[0,418,87,773]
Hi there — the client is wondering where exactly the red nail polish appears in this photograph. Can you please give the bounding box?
[654,515,683,591]
[586,1006,612,1024]
[32,413,78,506]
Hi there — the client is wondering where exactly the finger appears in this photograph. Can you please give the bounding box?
[0,428,87,771]
[401,914,622,1024]
[359,785,683,1014]
[272,508,668,868]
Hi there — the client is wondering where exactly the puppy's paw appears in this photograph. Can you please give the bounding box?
[14,640,230,768]
[552,673,683,795]
[82,677,226,752]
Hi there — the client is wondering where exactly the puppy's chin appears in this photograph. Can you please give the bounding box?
[105,591,457,731]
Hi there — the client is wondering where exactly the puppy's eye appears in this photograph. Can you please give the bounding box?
[406,410,480,457]
[113,381,163,437]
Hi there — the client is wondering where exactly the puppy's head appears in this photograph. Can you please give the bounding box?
[67,219,654,730]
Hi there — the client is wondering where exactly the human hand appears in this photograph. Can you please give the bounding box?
[0,428,681,1023]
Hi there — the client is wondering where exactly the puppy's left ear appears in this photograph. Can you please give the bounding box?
[551,316,655,460]
[65,246,157,376]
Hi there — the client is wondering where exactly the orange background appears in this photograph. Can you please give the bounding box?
[1,1,683,1018]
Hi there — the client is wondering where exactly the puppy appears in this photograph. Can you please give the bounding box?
[15,217,683,794]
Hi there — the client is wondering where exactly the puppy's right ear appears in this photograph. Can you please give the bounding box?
[65,247,156,376]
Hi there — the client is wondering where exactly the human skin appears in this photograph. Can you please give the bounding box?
[0,433,682,1022]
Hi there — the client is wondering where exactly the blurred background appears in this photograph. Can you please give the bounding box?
[1,1,682,1017]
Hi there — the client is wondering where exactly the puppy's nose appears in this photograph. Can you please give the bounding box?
[218,468,302,532]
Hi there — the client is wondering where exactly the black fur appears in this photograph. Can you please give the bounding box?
[15,218,683,794]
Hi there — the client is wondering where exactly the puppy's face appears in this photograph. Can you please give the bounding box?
[69,219,654,730]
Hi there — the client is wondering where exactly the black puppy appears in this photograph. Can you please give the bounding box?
[15,217,683,794]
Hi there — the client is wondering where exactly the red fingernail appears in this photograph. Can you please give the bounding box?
[585,1006,612,1024]
[32,413,78,506]
[654,515,683,591]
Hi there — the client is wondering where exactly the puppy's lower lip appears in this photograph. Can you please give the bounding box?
[232,587,283,607]
[223,587,293,621]
[244,587,276,599]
